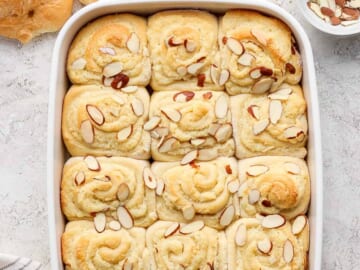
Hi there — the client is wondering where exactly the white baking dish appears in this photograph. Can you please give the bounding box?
[47,0,323,269]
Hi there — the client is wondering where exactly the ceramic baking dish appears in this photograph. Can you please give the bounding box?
[47,0,323,269]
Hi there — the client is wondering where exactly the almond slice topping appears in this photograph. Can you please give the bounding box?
[184,39,197,52]
[153,127,169,138]
[292,215,307,235]
[164,222,180,238]
[117,183,130,201]
[252,78,274,94]
[219,69,230,86]
[247,165,269,176]
[181,150,198,165]
[227,180,240,194]
[94,213,106,233]
[80,120,94,144]
[103,76,113,87]
[268,88,292,100]
[285,162,301,175]
[262,214,286,229]
[108,220,121,231]
[214,124,232,143]
[253,119,269,135]
[161,108,182,122]
[215,95,228,119]
[180,220,205,234]
[203,91,213,100]
[84,156,100,171]
[247,105,260,120]
[187,62,205,75]
[158,137,178,153]
[237,182,248,197]
[173,91,195,102]
[131,98,144,117]
[208,123,221,136]
[226,38,244,55]
[238,53,255,66]
[248,189,260,204]
[75,171,86,186]
[198,148,218,161]
[167,36,183,47]
[235,223,247,246]
[117,206,134,229]
[210,65,219,84]
[219,205,235,226]
[257,238,273,254]
[144,116,161,131]
[117,126,133,142]
[182,205,196,220]
[190,138,206,146]
[284,126,304,139]
[103,62,123,78]
[249,68,262,79]
[111,73,129,89]
[156,179,165,196]
[143,167,157,189]
[72,58,87,70]
[251,29,268,46]
[121,86,138,93]
[99,47,116,56]
[86,105,105,126]
[283,240,294,263]
[126,33,140,53]
[269,100,283,125]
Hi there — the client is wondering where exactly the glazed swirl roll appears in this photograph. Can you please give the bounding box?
[148,10,223,91]
[219,10,302,95]
[145,221,227,270]
[61,156,157,227]
[67,14,151,87]
[62,85,151,158]
[149,91,234,162]
[231,84,308,159]
[234,156,310,219]
[152,158,238,229]
[62,221,147,270]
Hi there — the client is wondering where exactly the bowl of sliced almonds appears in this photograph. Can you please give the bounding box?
[299,0,360,36]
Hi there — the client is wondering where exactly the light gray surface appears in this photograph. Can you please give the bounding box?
[0,1,359,269]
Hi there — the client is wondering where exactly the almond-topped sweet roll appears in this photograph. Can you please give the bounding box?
[62,221,147,270]
[219,10,302,95]
[149,91,234,162]
[234,156,310,219]
[145,221,227,270]
[151,158,239,229]
[61,156,157,227]
[67,14,151,88]
[148,10,225,91]
[62,85,151,158]
[226,218,309,270]
[231,83,308,159]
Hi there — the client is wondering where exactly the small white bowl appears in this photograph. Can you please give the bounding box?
[297,0,360,36]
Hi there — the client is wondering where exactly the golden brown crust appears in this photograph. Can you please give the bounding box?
[0,0,73,43]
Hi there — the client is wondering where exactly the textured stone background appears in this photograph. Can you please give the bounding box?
[0,0,359,269]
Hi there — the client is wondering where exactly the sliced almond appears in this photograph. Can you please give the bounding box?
[237,182,248,197]
[219,205,235,226]
[111,73,129,90]
[225,164,233,174]
[283,239,294,263]
[284,126,304,139]
[121,86,138,93]
[143,167,157,189]
[269,100,283,125]
[308,2,327,19]
[93,175,111,182]
[341,20,359,26]
[161,108,182,122]
[131,98,144,117]
[285,63,296,74]
[177,66,187,77]
[103,76,113,87]
[292,215,307,235]
[156,179,165,196]
[94,213,106,233]
[182,205,195,220]
[80,120,94,144]
[247,105,260,120]
[144,116,161,131]
[117,183,130,201]
[187,62,205,75]
[235,222,247,246]
[203,92,213,100]
[158,137,178,153]
[190,138,206,146]
[208,123,221,136]
[252,78,274,94]
[215,95,228,119]
[108,220,121,231]
[99,47,116,56]
[238,53,255,66]
[179,220,205,234]
[84,156,100,171]
[219,69,230,86]
[251,29,268,46]
[117,125,133,142]
[197,74,206,87]
[248,189,261,204]
[349,0,360,8]
[167,36,183,47]
[164,222,180,238]
[257,238,273,254]
[103,62,123,77]
[126,33,140,53]
[71,58,87,70]
[252,119,269,135]
[117,206,134,229]
[321,6,335,16]
[247,165,269,176]
[86,105,105,126]
[249,68,262,79]
[227,180,240,194]
[75,171,86,186]
[152,127,169,138]
[214,124,232,143]
[198,148,218,161]
[181,150,198,165]
[173,91,195,102]
[226,38,244,55]
[210,65,219,84]
[285,162,301,175]
[262,214,286,229]
[261,200,272,207]
[184,39,197,52]
[268,88,292,100]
